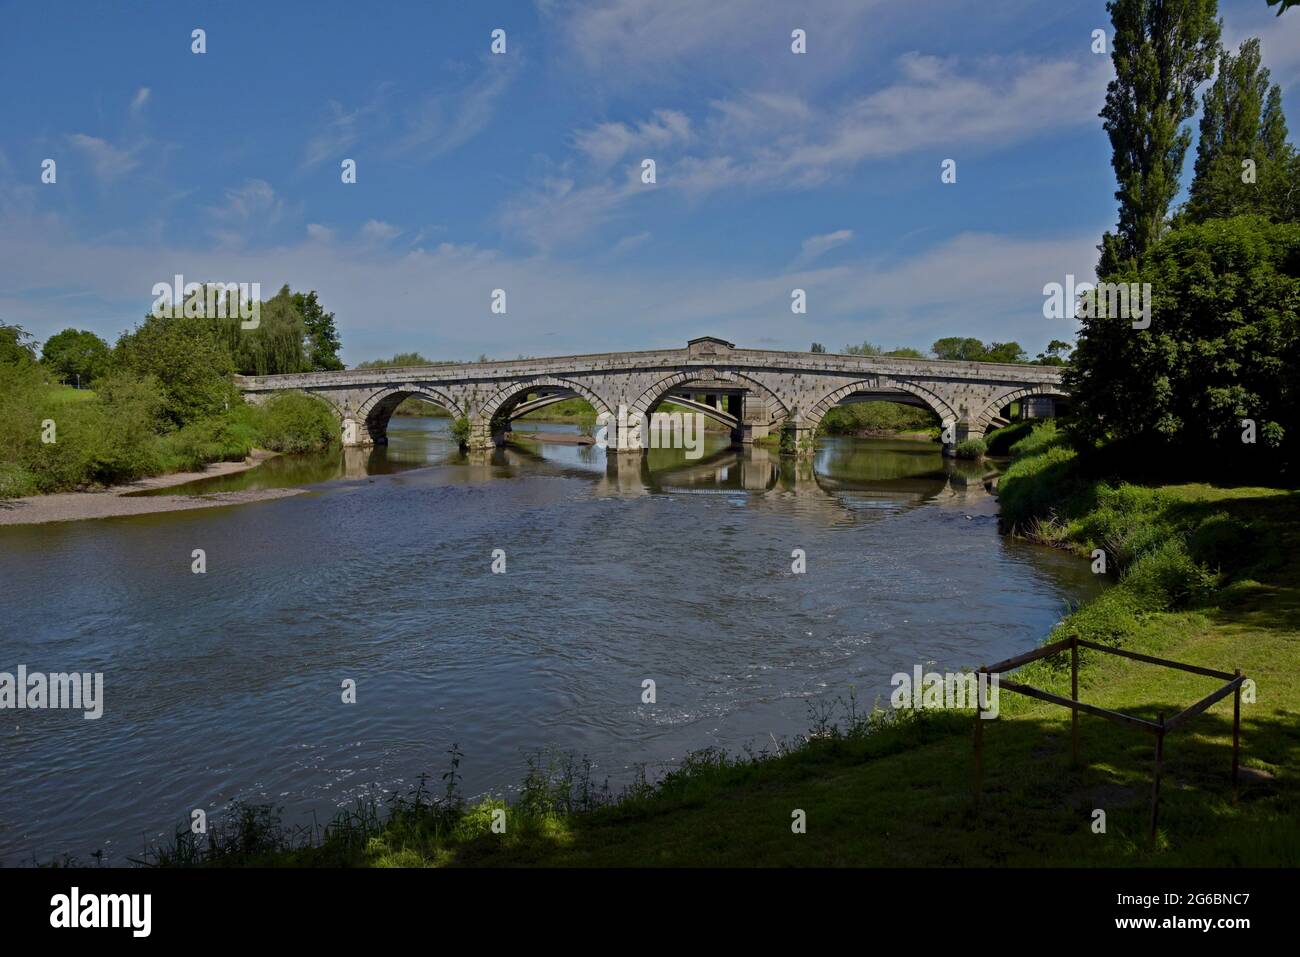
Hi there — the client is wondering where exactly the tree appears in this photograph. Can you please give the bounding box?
[843,341,882,356]
[1035,340,1074,366]
[931,337,987,361]
[1098,0,1221,274]
[354,353,461,369]
[0,324,37,366]
[40,329,111,385]
[1067,216,1299,466]
[810,342,826,353]
[1266,1,1299,13]
[884,347,925,358]
[291,290,344,371]
[1186,39,1292,222]
[114,313,237,428]
[983,341,1029,363]
[213,284,312,377]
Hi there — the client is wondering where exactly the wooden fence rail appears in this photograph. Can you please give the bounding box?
[972,634,1245,841]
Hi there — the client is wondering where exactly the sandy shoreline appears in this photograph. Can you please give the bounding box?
[0,450,304,527]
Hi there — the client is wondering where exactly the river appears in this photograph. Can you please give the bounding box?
[0,417,1103,864]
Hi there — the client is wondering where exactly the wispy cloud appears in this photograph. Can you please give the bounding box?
[129,87,150,116]
[66,133,140,181]
[390,57,518,160]
[574,109,691,167]
[793,229,853,267]
[503,52,1109,249]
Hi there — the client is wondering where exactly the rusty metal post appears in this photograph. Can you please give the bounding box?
[1149,712,1165,843]
[1232,670,1242,802]
[1070,636,1080,768]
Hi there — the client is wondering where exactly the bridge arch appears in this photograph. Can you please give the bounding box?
[626,369,791,425]
[354,384,466,445]
[972,384,1068,434]
[803,377,958,433]
[477,376,614,427]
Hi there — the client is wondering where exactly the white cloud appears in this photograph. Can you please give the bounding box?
[0,211,1103,364]
[66,133,140,180]
[542,0,888,89]
[130,87,151,116]
[794,229,853,266]
[573,109,691,167]
[360,219,401,243]
[503,52,1109,249]
[391,58,517,159]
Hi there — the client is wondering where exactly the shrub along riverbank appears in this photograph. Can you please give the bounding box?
[133,421,1297,868]
[0,361,336,499]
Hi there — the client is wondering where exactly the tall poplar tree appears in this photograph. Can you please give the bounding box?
[1098,0,1221,275]
[1185,38,1290,222]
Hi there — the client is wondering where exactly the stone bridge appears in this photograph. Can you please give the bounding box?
[234,337,1066,454]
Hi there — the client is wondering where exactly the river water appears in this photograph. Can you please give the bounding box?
[0,417,1102,864]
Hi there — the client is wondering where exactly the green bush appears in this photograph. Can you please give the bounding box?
[996,443,1081,529]
[449,416,471,447]
[954,437,986,459]
[1122,539,1218,610]
[253,392,338,453]
[983,421,1034,455]
[1049,586,1146,648]
[819,401,938,435]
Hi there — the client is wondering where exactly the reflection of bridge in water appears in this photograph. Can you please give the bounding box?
[433,438,995,522]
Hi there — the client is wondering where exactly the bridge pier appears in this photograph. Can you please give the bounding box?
[466,420,498,451]
[941,422,984,457]
[738,395,770,445]
[781,421,818,456]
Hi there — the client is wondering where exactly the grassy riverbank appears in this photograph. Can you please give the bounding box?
[146,423,1298,868]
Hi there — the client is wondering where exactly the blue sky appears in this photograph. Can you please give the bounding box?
[2,0,1297,364]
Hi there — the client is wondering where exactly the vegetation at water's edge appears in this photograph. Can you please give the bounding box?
[0,365,338,500]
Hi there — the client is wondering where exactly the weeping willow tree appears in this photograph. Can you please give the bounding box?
[210,284,312,376]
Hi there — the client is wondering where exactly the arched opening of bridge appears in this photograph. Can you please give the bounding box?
[501,391,600,443]
[977,389,1071,435]
[626,372,789,453]
[817,393,941,440]
[357,388,462,447]
[475,378,614,450]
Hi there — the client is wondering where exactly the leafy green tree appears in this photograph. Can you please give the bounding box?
[931,337,987,361]
[354,353,461,369]
[1067,216,1299,465]
[0,324,37,365]
[1035,340,1074,366]
[1098,0,1221,273]
[1186,39,1292,222]
[883,347,925,358]
[983,342,1029,363]
[843,341,882,355]
[291,290,344,371]
[220,284,312,376]
[114,313,237,428]
[810,342,826,353]
[40,328,112,385]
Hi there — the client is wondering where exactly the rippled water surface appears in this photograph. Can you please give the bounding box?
[0,418,1103,864]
